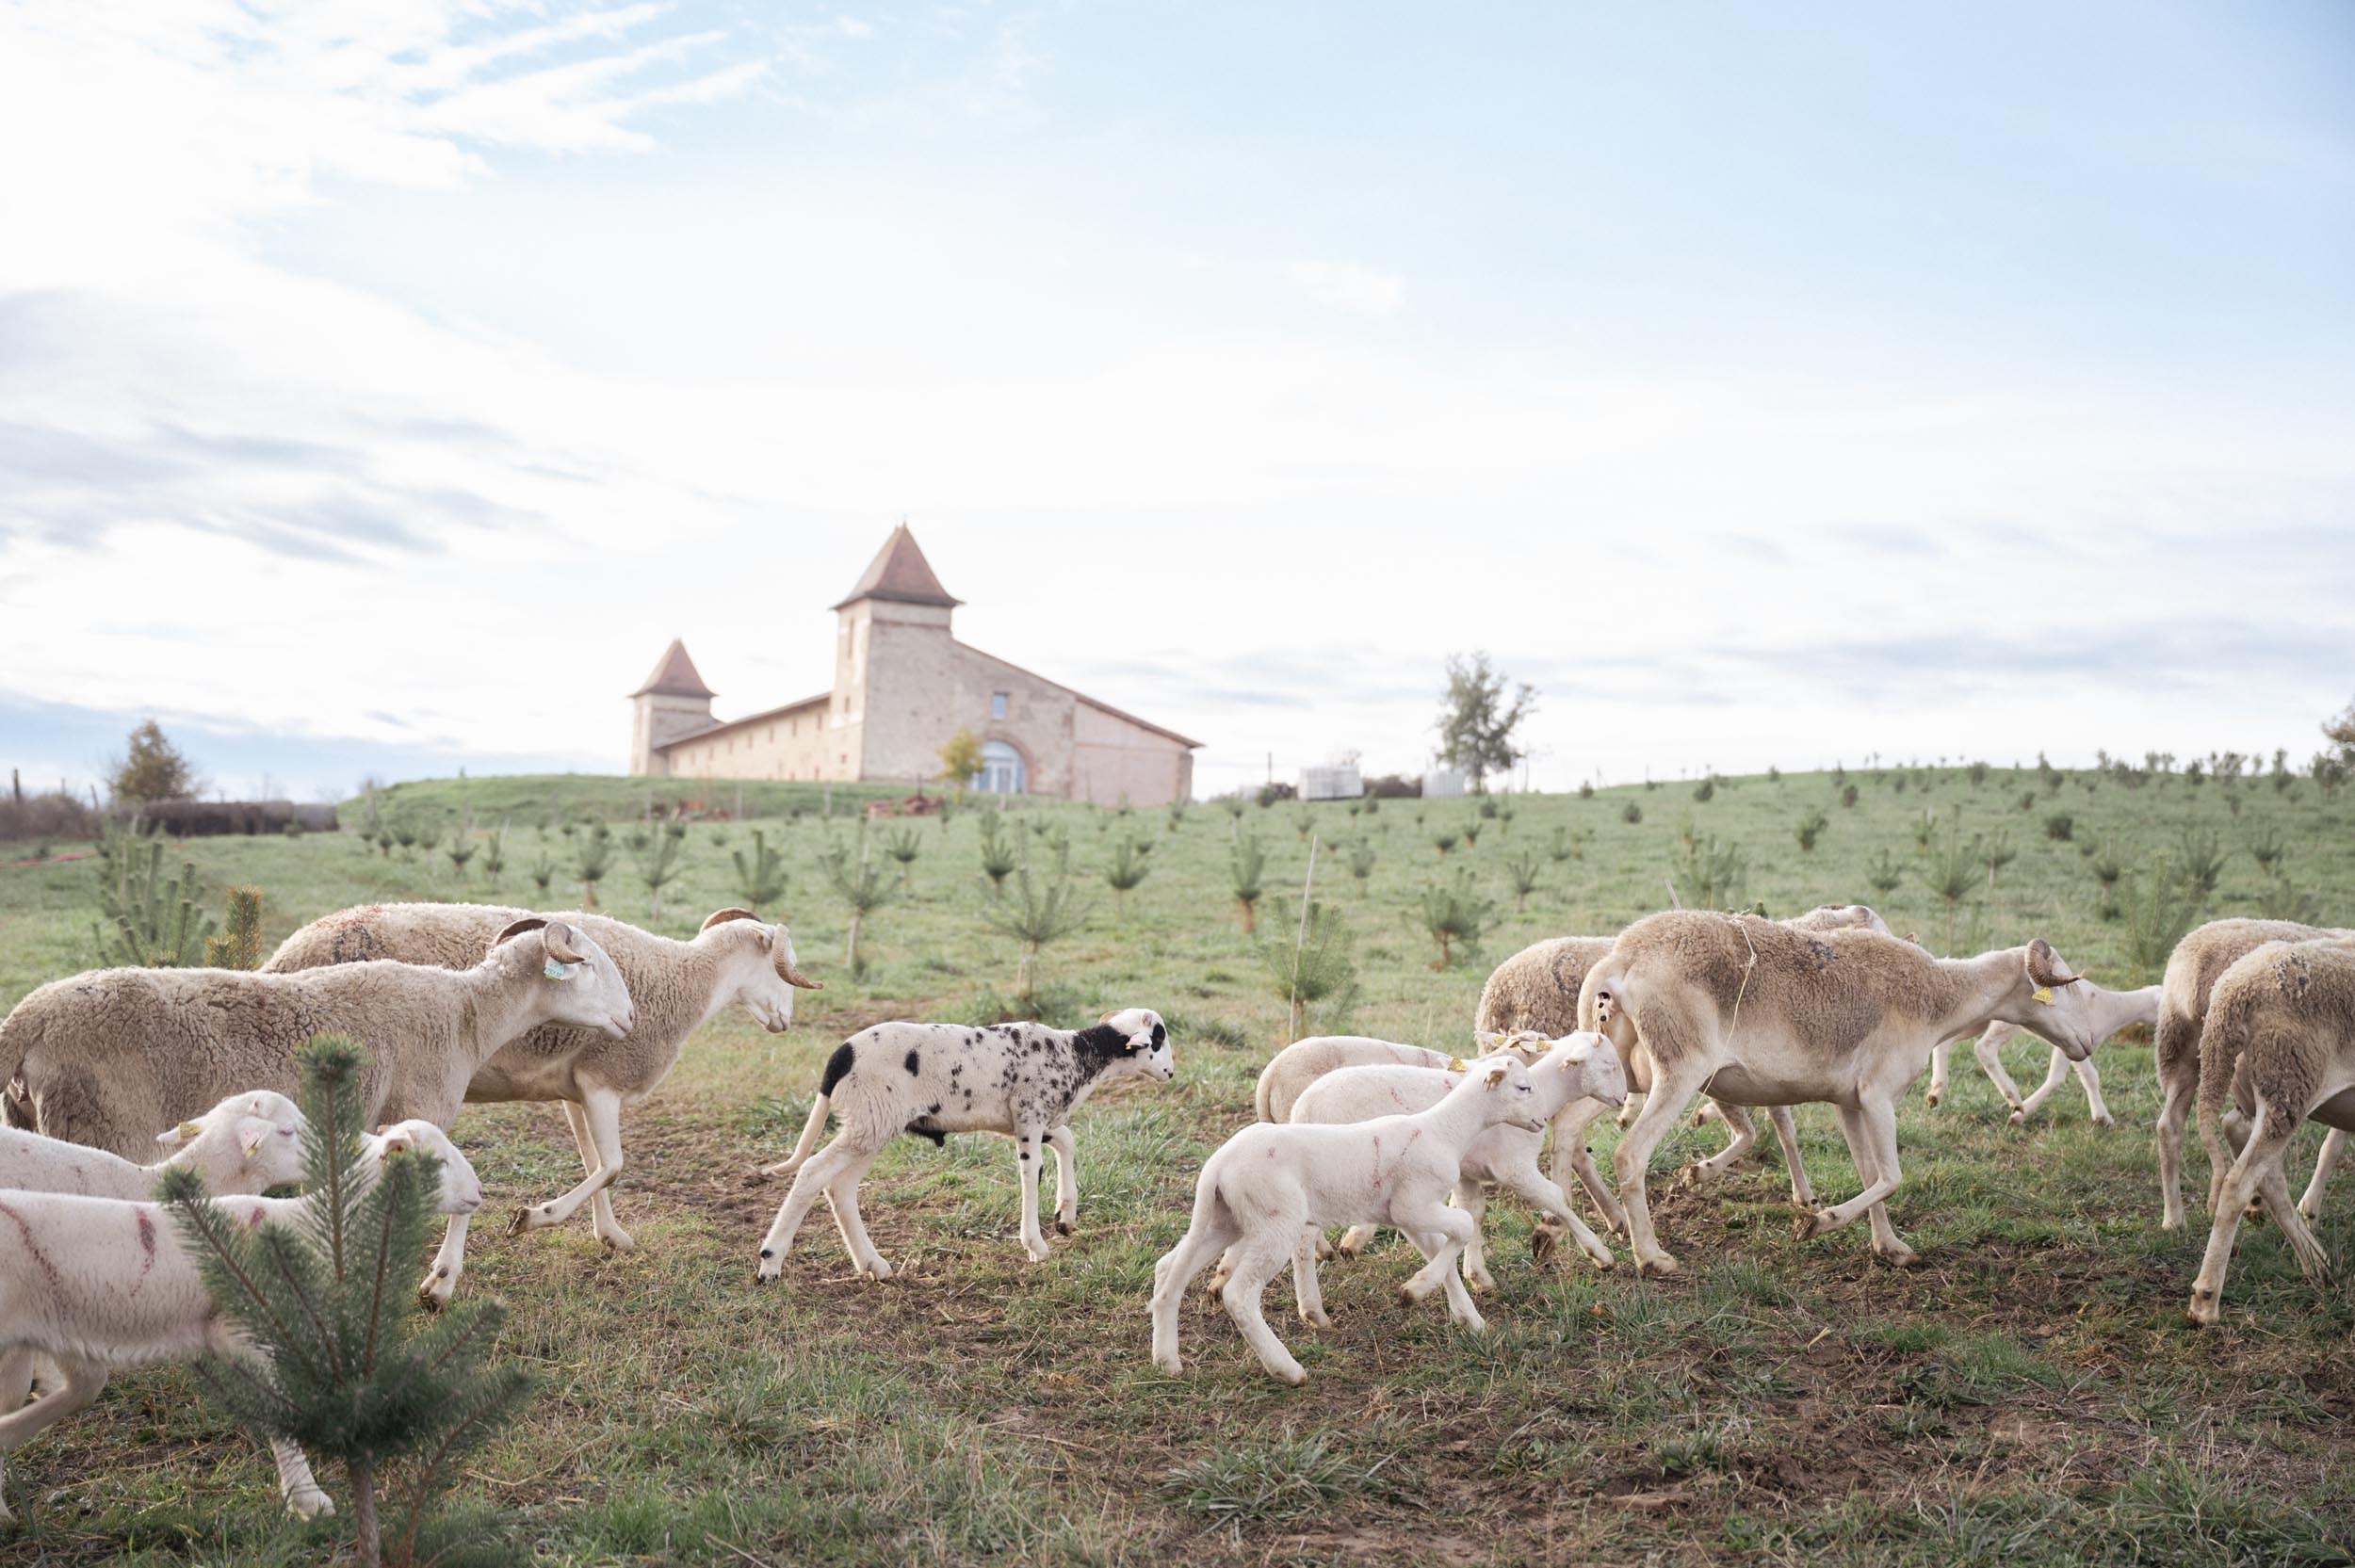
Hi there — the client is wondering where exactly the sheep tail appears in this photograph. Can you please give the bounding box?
[0,1021,31,1129]
[761,1091,833,1179]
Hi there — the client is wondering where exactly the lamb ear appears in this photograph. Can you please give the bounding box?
[543,921,586,966]
[1447,1057,1470,1073]
[240,1128,266,1158]
[381,1133,414,1155]
[702,907,761,932]
[1472,1030,1503,1050]
[490,916,547,955]
[156,1119,203,1148]
[1485,1067,1508,1087]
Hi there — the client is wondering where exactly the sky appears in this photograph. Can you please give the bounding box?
[2,1,2351,801]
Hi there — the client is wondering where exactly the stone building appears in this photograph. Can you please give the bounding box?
[627,525,1199,805]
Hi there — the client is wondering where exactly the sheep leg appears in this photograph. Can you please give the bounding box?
[1547,1097,1627,1237]
[1450,1184,1496,1294]
[2072,1054,2113,1127]
[1219,1228,1308,1384]
[1759,1106,1814,1209]
[196,1328,336,1521]
[1613,1058,1705,1276]
[561,1098,637,1251]
[1799,1101,1912,1264]
[1394,1205,1485,1329]
[1334,1222,1379,1258]
[1151,1200,1242,1374]
[0,1353,109,1524]
[755,1136,864,1280]
[1616,1090,1643,1129]
[1291,1225,1332,1329]
[1679,1100,1757,1188]
[1015,1129,1052,1262]
[418,1213,471,1311]
[1925,1034,1955,1108]
[511,1089,629,1247]
[2155,1067,2198,1230]
[2256,1144,2331,1281]
[1045,1125,1080,1234]
[0,1350,33,1414]
[1495,1161,1614,1269]
[2299,1129,2346,1224]
[821,1147,893,1280]
[2189,1105,2288,1325]
[1973,1022,2028,1112]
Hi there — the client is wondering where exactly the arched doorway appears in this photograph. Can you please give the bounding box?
[978,740,1027,795]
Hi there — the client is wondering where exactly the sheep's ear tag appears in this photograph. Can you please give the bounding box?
[544,959,575,981]
[2032,986,2055,1006]
[1448,1057,1470,1074]
[173,1120,203,1141]
[241,1131,265,1158]
[1485,1068,1508,1087]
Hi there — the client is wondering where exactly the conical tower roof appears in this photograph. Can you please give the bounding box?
[629,639,716,699]
[832,523,962,610]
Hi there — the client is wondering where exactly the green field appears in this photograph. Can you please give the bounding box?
[1,765,2350,1566]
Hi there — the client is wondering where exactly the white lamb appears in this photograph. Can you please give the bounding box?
[757,1010,1175,1280]
[0,1121,484,1524]
[1148,1055,1546,1385]
[0,1090,308,1200]
[1289,1033,1630,1293]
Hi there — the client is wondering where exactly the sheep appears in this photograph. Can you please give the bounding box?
[755,1009,1175,1281]
[1923,987,2158,1125]
[1253,1035,1463,1125]
[2185,936,2355,1324]
[1577,912,2108,1274]
[1147,1054,1546,1385]
[0,917,631,1306]
[0,1090,308,1200]
[1477,904,1892,1233]
[0,1120,483,1524]
[264,902,819,1266]
[2152,917,2351,1229]
[1289,1033,1630,1290]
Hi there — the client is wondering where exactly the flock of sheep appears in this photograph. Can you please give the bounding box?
[0,888,2347,1516]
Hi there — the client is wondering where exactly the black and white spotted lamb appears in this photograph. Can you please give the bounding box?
[755,1009,1175,1280]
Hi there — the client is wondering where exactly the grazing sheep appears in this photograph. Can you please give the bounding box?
[1253,1035,1461,1125]
[1148,1055,1546,1385]
[1578,913,2107,1274]
[756,1010,1175,1280]
[1290,1033,1629,1289]
[0,918,630,1306]
[1924,986,2158,1125]
[2152,918,2351,1229]
[0,1121,483,1524]
[2186,937,2355,1324]
[1479,905,1891,1232]
[265,902,819,1261]
[0,1090,308,1200]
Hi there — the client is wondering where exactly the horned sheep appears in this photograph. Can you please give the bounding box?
[756,1010,1175,1280]
[264,902,819,1260]
[0,917,631,1306]
[0,1121,482,1524]
[1149,1054,1546,1385]
[2186,936,2355,1324]
[1925,988,2158,1125]
[1578,912,2108,1274]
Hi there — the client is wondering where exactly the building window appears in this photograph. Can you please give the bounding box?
[990,691,1009,720]
[978,740,1026,795]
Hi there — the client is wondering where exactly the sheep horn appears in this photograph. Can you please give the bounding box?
[702,908,761,931]
[489,916,547,954]
[2025,938,2083,988]
[777,946,822,990]
[543,921,586,966]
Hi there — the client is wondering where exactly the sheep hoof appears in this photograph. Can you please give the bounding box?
[1153,1353,1184,1376]
[856,1259,894,1282]
[1793,1211,1827,1243]
[1632,1253,1680,1277]
[1586,1249,1616,1270]
[1203,1270,1230,1296]
[1301,1309,1333,1331]
[1881,1245,1923,1269]
[756,1158,797,1180]
[1271,1364,1307,1387]
[505,1206,536,1238]
[2007,1109,2028,1127]
[287,1491,335,1521]
[1467,1273,1496,1296]
[1925,1091,1941,1108]
[2185,1292,2218,1328]
[1055,1219,1075,1237]
[599,1229,637,1254]
[1335,1239,1364,1260]
[1529,1226,1559,1265]
[2093,1114,2114,1128]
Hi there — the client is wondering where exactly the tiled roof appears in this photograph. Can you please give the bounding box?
[629,639,716,699]
[831,523,962,609]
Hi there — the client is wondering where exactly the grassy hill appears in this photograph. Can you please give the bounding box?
[0,765,2348,1564]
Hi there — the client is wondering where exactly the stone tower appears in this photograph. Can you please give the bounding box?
[827,524,962,784]
[626,639,717,776]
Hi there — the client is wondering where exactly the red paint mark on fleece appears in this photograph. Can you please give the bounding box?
[131,1208,158,1292]
[0,1200,64,1296]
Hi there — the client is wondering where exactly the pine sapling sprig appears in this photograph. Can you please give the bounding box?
[733,830,789,908]
[883,825,923,892]
[980,842,1093,994]
[203,885,268,969]
[1103,833,1151,913]
[1502,849,1542,911]
[574,822,614,910]
[633,820,688,917]
[1230,833,1268,935]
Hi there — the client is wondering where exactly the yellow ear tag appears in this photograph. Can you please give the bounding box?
[1447,1058,1470,1074]
[2032,987,2055,1006]
[175,1120,203,1140]
[242,1133,264,1157]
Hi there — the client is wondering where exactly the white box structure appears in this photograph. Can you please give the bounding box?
[1421,768,1469,799]
[1299,766,1363,800]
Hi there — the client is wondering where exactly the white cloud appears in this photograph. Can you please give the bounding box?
[1286,260,1406,316]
